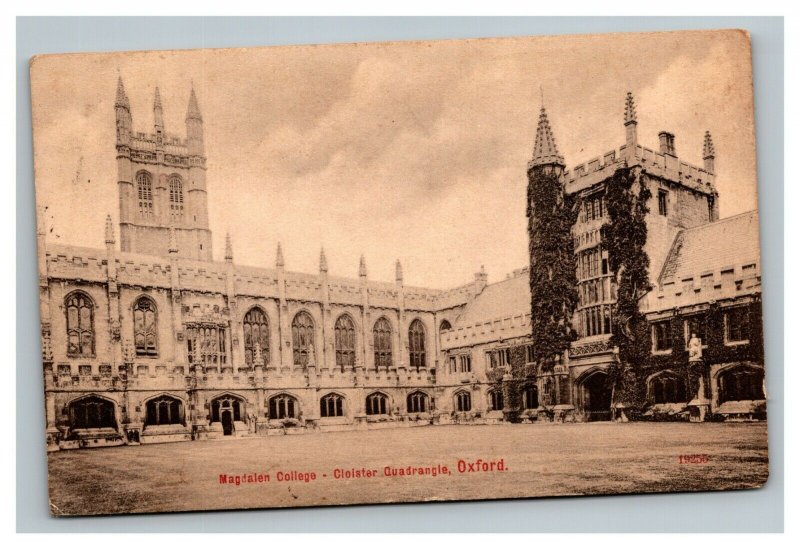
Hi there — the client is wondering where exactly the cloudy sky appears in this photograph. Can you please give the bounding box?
[31,30,757,289]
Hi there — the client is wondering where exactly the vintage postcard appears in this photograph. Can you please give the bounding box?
[30,29,768,516]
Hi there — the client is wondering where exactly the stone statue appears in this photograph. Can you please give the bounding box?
[688,333,703,362]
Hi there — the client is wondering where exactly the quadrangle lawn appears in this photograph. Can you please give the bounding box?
[47,422,769,516]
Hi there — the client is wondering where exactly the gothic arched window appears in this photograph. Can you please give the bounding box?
[69,396,116,430]
[366,392,388,415]
[334,314,356,370]
[65,292,94,357]
[408,319,427,371]
[133,296,158,357]
[269,393,298,420]
[243,307,270,366]
[136,171,153,216]
[168,174,184,220]
[455,390,472,412]
[291,312,315,367]
[718,366,765,403]
[320,393,344,418]
[145,395,184,426]
[650,372,688,404]
[407,391,429,413]
[373,317,393,370]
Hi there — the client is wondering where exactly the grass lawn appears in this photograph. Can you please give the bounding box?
[47,421,769,515]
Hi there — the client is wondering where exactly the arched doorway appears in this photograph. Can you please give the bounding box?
[580,370,612,421]
[210,395,244,436]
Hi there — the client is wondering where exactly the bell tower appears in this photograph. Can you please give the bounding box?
[116,78,213,260]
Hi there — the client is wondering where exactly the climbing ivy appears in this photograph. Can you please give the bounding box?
[602,167,652,412]
[526,168,579,370]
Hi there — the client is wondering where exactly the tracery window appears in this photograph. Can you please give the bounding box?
[168,174,184,220]
[186,324,227,367]
[407,391,430,413]
[133,296,158,357]
[65,292,94,357]
[69,396,116,430]
[455,391,472,412]
[649,373,688,404]
[408,319,426,371]
[718,366,764,403]
[291,311,315,367]
[373,317,393,370]
[583,193,605,222]
[243,307,270,366]
[136,171,153,216]
[145,395,184,425]
[334,314,356,370]
[320,393,344,418]
[488,390,504,412]
[366,392,388,415]
[269,393,297,420]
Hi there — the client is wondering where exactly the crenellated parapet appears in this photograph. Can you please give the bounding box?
[565,143,716,197]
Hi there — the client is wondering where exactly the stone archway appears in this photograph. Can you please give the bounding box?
[579,370,612,422]
[210,394,245,435]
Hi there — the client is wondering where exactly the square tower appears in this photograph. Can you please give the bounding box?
[114,78,213,260]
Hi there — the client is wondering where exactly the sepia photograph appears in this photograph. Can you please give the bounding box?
[29,28,768,516]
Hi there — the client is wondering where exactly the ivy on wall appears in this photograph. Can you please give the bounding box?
[644,299,764,399]
[602,167,652,411]
[526,168,579,373]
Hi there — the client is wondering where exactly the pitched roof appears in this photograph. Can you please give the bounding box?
[455,269,531,327]
[659,210,760,283]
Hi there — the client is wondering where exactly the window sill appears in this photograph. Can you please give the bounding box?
[651,349,673,356]
[724,340,750,347]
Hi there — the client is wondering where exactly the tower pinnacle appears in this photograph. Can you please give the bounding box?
[624,91,637,124]
[154,86,164,136]
[395,259,403,284]
[186,83,203,122]
[624,91,638,150]
[168,226,178,255]
[359,255,367,278]
[320,247,328,273]
[224,233,233,262]
[530,105,565,168]
[115,76,129,110]
[276,242,284,268]
[703,130,716,174]
[105,214,115,245]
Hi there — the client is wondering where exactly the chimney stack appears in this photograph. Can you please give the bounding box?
[658,131,676,156]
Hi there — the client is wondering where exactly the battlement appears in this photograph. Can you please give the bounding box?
[130,132,188,153]
[565,143,716,196]
[44,242,475,312]
[647,261,760,312]
[440,312,532,351]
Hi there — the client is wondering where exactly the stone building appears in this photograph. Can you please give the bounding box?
[39,82,765,451]
[440,93,764,424]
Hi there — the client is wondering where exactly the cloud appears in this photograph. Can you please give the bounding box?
[31,31,758,288]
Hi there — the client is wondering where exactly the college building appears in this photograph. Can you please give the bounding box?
[39,80,765,451]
